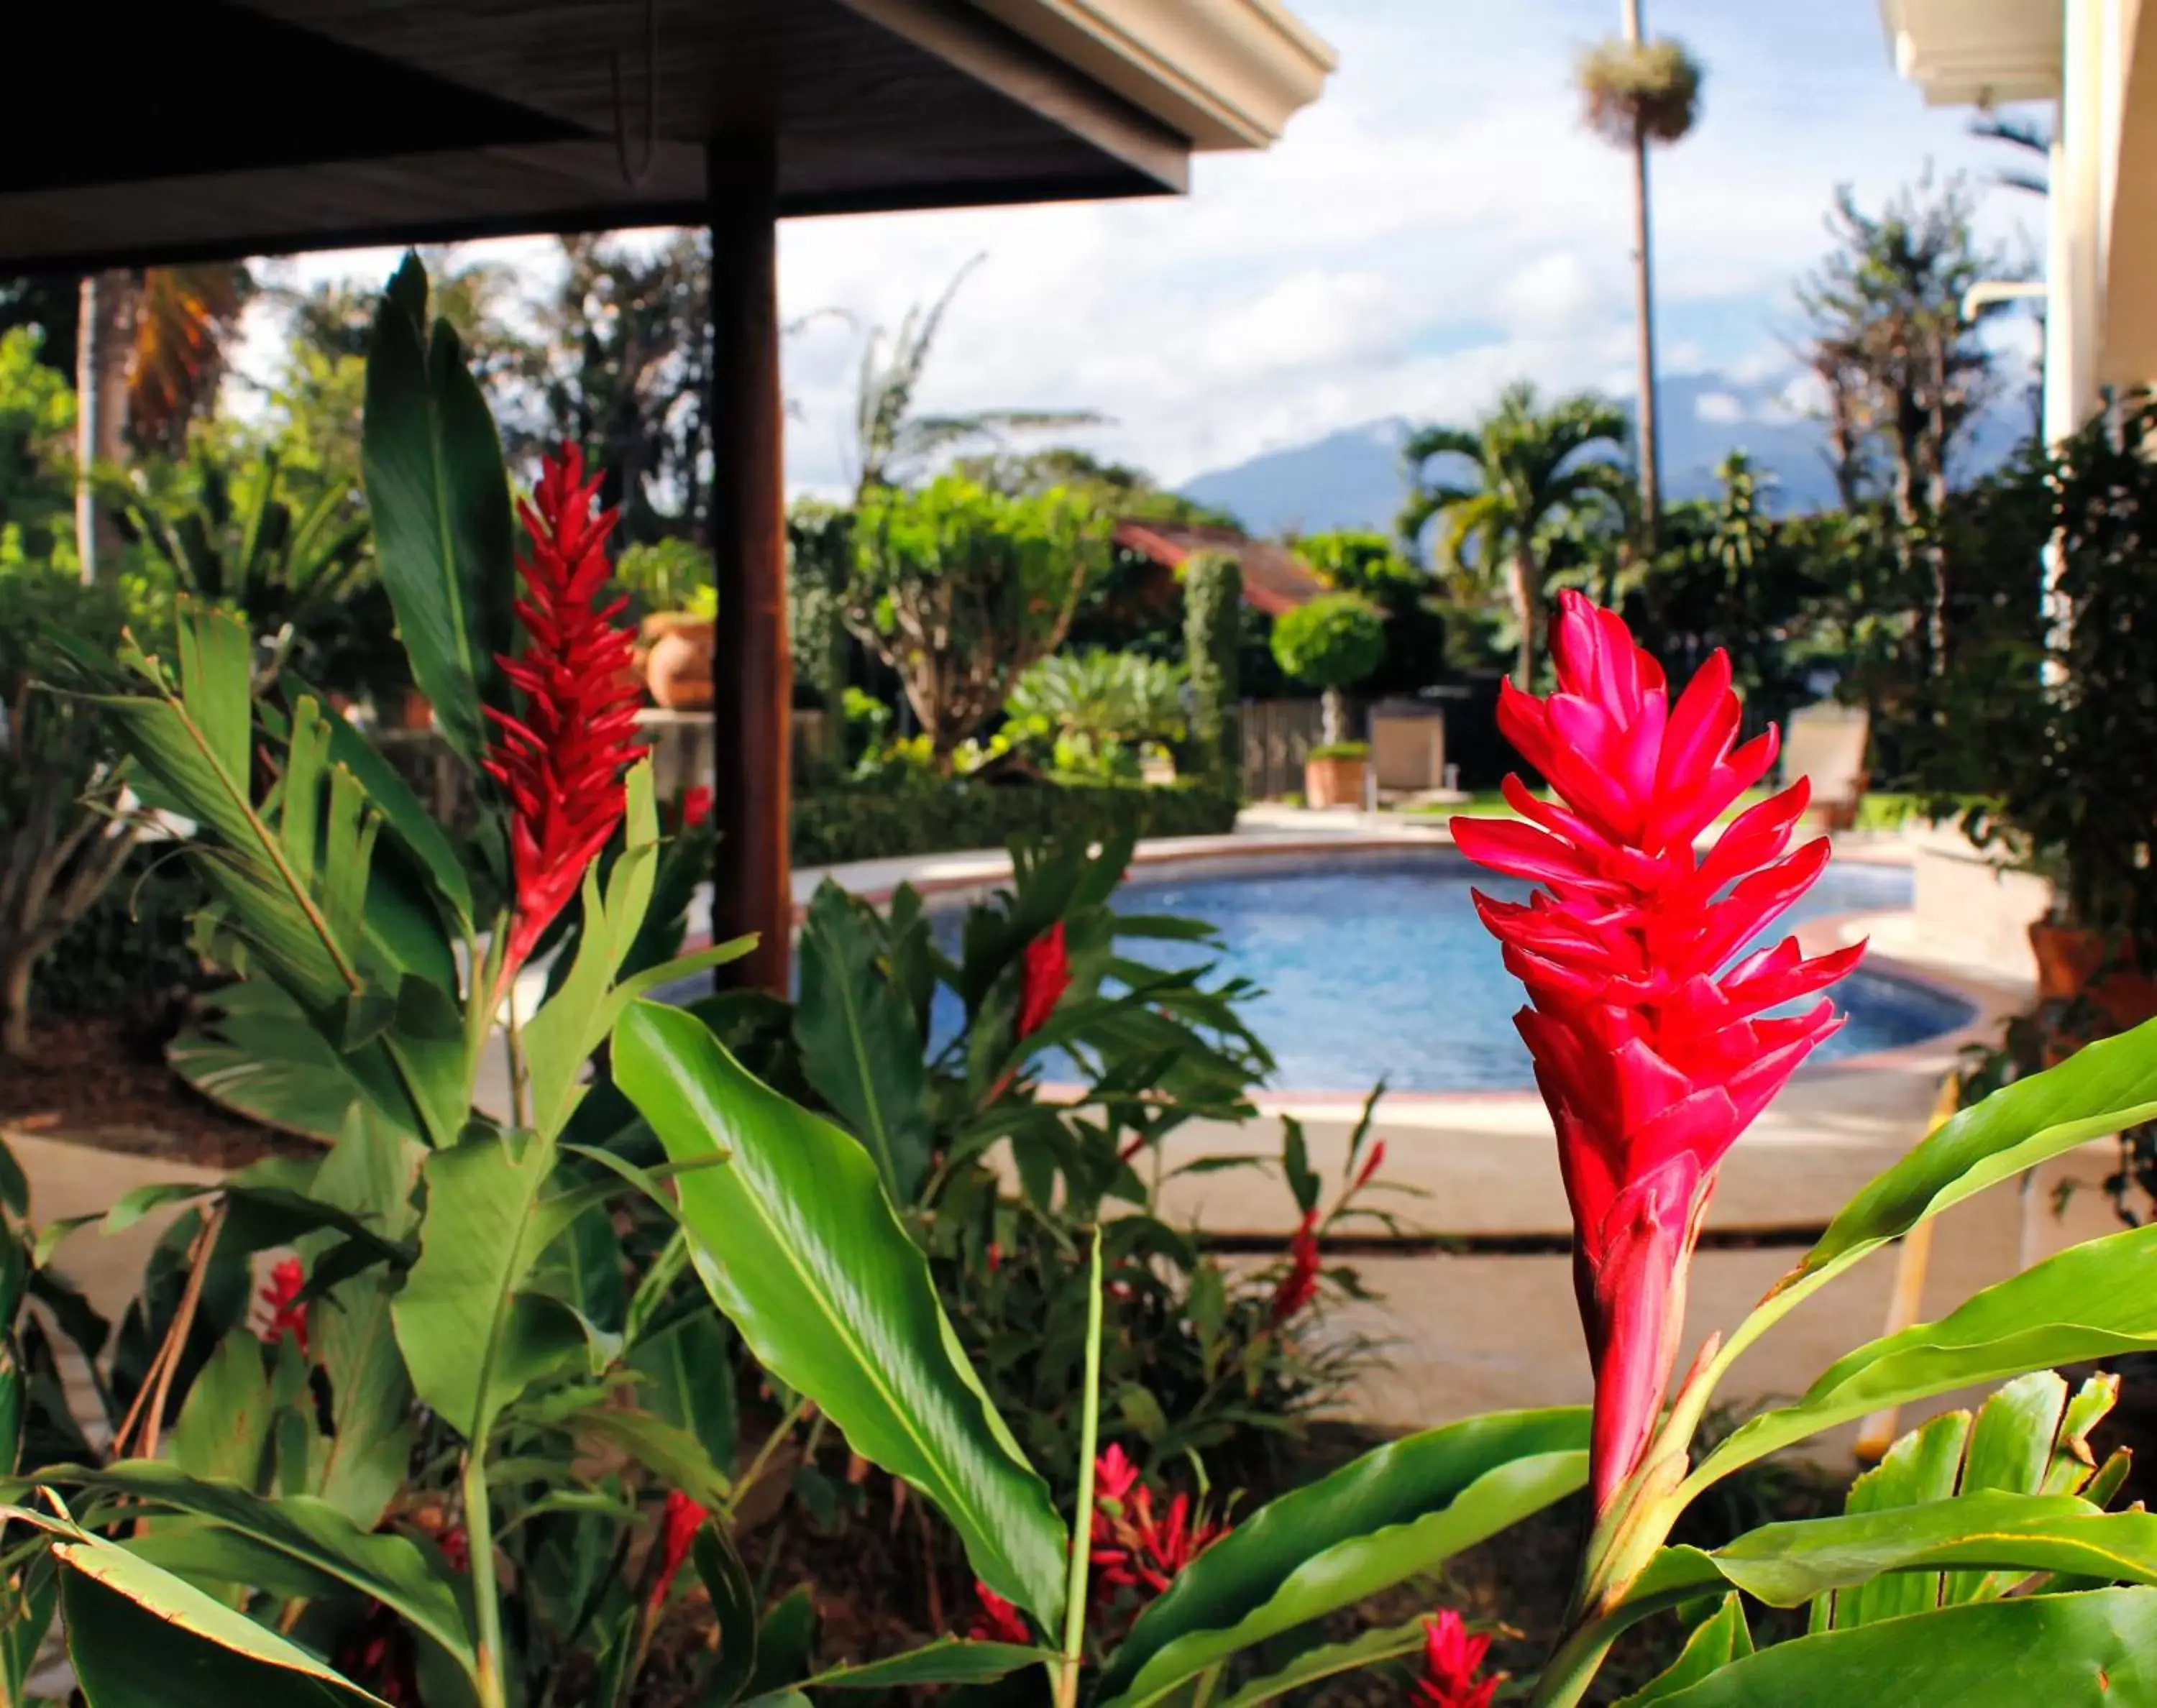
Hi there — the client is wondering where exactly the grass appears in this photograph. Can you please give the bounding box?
[1404,787,1777,824]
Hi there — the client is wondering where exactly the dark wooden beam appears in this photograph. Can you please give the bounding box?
[707,133,792,994]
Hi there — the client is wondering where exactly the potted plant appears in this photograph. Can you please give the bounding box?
[1920,398,2157,1029]
[1269,592,1384,807]
[617,537,714,709]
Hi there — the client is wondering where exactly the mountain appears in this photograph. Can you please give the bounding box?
[1176,370,2033,538]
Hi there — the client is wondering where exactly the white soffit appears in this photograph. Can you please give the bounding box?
[967,0,1337,150]
[1879,0,2064,105]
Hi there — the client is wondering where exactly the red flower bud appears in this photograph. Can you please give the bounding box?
[1454,594,1861,1515]
[648,1489,709,1611]
[1017,922,1072,1039]
[257,1257,308,1355]
[967,1581,1032,1643]
[1268,1210,1322,1325]
[1414,1610,1498,1708]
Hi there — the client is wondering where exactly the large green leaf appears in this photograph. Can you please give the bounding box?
[360,253,514,771]
[1616,1597,1751,1707]
[610,1000,1067,1627]
[49,1464,474,1674]
[794,882,935,1201]
[391,1131,583,1445]
[58,1534,391,1707]
[1627,1588,2157,1707]
[1211,1620,1433,1708]
[168,980,369,1144]
[798,1639,1056,1691]
[1687,1224,2157,1495]
[1093,1408,1590,1708]
[168,1331,275,1488]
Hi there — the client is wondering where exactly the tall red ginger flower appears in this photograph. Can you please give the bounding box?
[1017,922,1072,1039]
[647,1489,709,1611]
[257,1257,308,1355]
[484,442,644,1001]
[1269,1210,1322,1325]
[1452,593,1863,1515]
[1414,1610,1499,1708]
[1089,1444,1229,1597]
[966,1581,1032,1643]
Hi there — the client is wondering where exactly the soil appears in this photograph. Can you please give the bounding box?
[0,1013,312,1170]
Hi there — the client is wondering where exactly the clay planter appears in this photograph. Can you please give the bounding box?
[2029,922,2157,1029]
[1303,753,1366,809]
[643,614,714,711]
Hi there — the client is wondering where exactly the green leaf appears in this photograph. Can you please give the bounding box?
[611,1000,1067,1628]
[169,1331,275,1489]
[744,1587,818,1702]
[59,1535,392,1707]
[1093,1408,1590,1707]
[1629,1589,2157,1706]
[629,1312,738,1476]
[1772,1018,2157,1314]
[391,1132,579,1444]
[360,253,514,770]
[1687,1223,2157,1496]
[794,883,934,1201]
[48,1464,475,1676]
[800,1639,1057,1690]
[1211,1618,1433,1708]
[695,1526,760,1707]
[1616,1597,1751,1707]
[1823,1409,1971,1629]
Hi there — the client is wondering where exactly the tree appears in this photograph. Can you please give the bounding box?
[1269,592,1386,746]
[1182,551,1243,781]
[844,474,1109,766]
[1577,12,1703,540]
[1295,529,1450,696]
[853,257,1102,497]
[1398,382,1631,689]
[1798,172,2009,673]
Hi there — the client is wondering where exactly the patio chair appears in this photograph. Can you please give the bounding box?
[1782,702,1870,830]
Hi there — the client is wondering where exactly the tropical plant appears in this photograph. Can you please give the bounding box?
[846,474,1110,765]
[120,450,372,687]
[1577,20,1703,538]
[1005,650,1187,777]
[1181,550,1242,781]
[1398,382,1630,688]
[0,563,149,1057]
[852,256,1103,497]
[613,536,710,618]
[1268,592,1385,745]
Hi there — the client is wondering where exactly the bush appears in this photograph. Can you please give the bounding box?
[1004,648,1186,778]
[1307,741,1369,761]
[791,776,1238,867]
[1182,550,1242,780]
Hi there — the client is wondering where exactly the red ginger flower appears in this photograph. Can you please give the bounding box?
[484,442,644,1002]
[1269,1210,1322,1325]
[1089,1444,1229,1597]
[1414,1610,1499,1708]
[967,1581,1032,1643]
[257,1257,308,1355]
[1017,922,1072,1039]
[1452,593,1863,1515]
[649,1489,709,1611]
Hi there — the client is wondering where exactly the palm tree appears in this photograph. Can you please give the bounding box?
[1398,382,1631,689]
[1577,7,1703,543]
[852,254,1104,498]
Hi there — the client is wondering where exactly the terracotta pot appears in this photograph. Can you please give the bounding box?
[1303,754,1366,809]
[644,617,714,712]
[2029,922,2157,1029]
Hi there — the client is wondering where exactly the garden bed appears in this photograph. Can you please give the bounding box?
[792,776,1240,867]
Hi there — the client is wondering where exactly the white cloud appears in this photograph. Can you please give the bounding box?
[1694,390,1746,424]
[231,0,2046,493]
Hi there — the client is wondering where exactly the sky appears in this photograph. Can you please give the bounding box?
[242,0,2049,497]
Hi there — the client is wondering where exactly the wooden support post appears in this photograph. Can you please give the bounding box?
[707,133,792,992]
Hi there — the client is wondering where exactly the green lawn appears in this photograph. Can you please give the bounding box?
[1400,788,1932,830]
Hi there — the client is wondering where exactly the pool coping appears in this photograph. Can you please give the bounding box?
[771,829,2019,1116]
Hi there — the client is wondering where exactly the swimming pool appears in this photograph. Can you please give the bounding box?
[932,851,1973,1094]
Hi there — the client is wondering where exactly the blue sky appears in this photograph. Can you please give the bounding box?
[256,0,2048,495]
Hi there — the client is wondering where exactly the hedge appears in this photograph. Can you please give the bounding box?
[792,777,1241,868]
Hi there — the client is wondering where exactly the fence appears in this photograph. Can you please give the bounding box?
[1240,697,1332,799]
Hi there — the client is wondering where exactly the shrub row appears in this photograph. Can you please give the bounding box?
[791,777,1241,868]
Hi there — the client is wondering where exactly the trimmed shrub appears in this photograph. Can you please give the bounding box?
[1181,549,1242,781]
[791,776,1239,868]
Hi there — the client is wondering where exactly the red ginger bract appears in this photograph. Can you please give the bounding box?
[484,442,644,1002]
[1451,592,1863,1514]
[1414,1610,1499,1708]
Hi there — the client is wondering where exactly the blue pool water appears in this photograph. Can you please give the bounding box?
[933,853,1972,1093]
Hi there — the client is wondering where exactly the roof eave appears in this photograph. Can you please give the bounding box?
[1878,0,2063,106]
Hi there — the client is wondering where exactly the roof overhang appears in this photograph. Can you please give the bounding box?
[1878,0,2063,105]
[0,0,1332,274]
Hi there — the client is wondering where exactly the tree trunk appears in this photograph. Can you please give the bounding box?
[1508,551,1540,689]
[1626,0,1661,546]
[1321,687,1345,748]
[1,947,35,1060]
[73,272,134,583]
